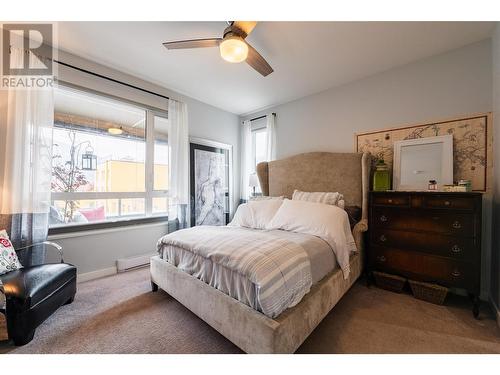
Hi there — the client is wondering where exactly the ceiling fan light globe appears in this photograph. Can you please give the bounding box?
[108,127,123,135]
[219,36,248,63]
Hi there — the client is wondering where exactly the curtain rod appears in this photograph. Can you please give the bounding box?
[244,112,276,123]
[54,60,170,101]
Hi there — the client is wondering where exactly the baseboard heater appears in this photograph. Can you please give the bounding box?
[116,253,155,272]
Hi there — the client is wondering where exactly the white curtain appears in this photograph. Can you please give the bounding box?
[167,98,189,228]
[266,114,277,161]
[240,120,252,200]
[0,47,54,261]
[0,48,54,214]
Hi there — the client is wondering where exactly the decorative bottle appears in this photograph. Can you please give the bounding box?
[373,159,391,191]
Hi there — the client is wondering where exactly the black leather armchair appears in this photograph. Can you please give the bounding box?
[0,241,76,346]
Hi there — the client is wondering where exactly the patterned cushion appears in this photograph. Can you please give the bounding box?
[249,195,284,201]
[292,189,344,207]
[0,229,23,276]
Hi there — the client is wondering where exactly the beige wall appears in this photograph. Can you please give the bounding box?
[242,39,494,299]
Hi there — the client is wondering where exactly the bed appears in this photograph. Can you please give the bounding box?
[150,152,370,353]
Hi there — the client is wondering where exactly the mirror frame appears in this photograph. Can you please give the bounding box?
[393,134,453,191]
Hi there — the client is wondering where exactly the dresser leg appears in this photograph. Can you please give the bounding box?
[469,294,480,319]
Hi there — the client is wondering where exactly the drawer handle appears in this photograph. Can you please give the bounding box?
[380,215,388,222]
[380,234,387,242]
[444,200,451,206]
[451,269,461,278]
[377,255,386,263]
[451,245,461,253]
[452,221,462,229]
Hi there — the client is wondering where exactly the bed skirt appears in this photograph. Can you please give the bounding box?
[150,251,362,354]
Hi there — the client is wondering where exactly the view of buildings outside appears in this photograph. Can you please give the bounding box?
[51,122,168,225]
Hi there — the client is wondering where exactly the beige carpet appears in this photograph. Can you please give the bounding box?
[1,267,499,354]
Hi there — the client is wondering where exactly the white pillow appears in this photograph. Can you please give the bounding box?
[228,203,253,228]
[292,189,344,208]
[266,199,356,278]
[248,198,284,229]
[228,198,284,229]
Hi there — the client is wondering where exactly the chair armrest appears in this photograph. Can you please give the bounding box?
[43,241,64,262]
[16,241,64,263]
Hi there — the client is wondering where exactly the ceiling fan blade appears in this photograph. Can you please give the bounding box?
[246,43,273,77]
[163,38,222,50]
[232,21,257,36]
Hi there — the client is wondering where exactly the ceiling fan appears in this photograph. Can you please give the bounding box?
[163,21,274,77]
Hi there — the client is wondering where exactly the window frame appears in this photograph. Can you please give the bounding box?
[48,82,169,235]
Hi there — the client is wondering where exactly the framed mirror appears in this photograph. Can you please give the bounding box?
[393,135,453,191]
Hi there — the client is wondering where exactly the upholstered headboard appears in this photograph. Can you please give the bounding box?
[256,152,371,247]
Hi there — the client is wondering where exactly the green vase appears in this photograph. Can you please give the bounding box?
[373,159,391,191]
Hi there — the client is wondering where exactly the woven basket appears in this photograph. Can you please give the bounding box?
[409,279,448,305]
[373,271,406,293]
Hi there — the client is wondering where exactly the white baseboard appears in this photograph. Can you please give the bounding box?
[77,253,154,283]
[77,266,117,283]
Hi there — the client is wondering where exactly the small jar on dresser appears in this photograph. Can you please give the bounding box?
[367,191,482,318]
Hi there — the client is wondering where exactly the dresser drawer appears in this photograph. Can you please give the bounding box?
[371,207,475,237]
[372,194,409,207]
[370,228,476,261]
[421,195,475,210]
[369,245,477,289]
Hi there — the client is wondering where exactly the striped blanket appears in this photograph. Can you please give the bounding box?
[157,226,312,318]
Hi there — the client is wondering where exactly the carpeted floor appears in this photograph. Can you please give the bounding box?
[1,267,499,354]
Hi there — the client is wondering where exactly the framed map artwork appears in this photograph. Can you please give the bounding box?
[355,114,492,192]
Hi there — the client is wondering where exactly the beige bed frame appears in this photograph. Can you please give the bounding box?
[150,152,371,353]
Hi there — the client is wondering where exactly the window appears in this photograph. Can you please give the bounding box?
[251,126,268,194]
[253,128,267,168]
[50,85,169,231]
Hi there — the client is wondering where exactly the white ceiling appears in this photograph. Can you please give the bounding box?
[55,22,495,115]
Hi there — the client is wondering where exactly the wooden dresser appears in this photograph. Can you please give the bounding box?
[367,191,482,317]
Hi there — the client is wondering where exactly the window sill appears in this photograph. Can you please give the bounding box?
[48,216,170,240]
